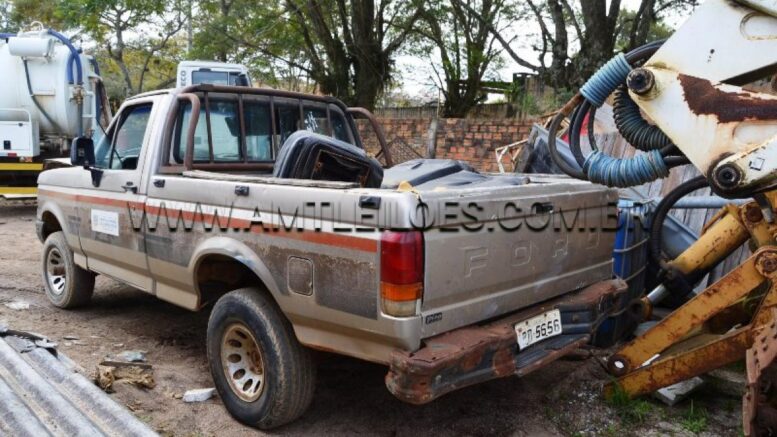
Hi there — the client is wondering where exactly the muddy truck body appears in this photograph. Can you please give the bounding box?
[35,84,626,428]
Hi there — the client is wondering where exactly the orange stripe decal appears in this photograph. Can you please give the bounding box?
[39,188,378,253]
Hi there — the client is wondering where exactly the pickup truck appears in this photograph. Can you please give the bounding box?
[36,84,626,429]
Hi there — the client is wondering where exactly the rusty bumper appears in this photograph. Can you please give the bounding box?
[385,279,628,404]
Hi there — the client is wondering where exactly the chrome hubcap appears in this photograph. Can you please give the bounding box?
[45,248,66,296]
[221,323,265,402]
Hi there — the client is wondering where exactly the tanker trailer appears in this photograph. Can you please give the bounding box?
[0,25,110,197]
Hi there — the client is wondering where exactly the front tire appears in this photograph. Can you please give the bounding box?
[41,231,95,308]
[207,287,315,429]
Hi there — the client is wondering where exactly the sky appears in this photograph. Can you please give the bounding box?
[395,0,691,101]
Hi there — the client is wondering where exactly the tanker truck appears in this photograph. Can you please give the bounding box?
[0,25,111,197]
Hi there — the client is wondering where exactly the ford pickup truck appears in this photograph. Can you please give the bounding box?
[35,84,626,429]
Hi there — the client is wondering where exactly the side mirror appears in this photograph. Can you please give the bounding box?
[70,136,103,187]
[70,136,95,167]
[236,73,250,87]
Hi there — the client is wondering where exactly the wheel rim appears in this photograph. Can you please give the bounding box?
[45,248,66,296]
[221,323,265,402]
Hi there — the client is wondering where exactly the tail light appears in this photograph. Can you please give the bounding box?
[380,230,424,317]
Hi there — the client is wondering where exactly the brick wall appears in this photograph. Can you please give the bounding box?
[356,117,536,173]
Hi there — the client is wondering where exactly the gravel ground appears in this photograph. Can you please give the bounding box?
[0,200,743,436]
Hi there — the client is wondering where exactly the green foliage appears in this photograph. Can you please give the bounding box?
[615,9,674,52]
[0,0,10,32]
[94,39,185,103]
[190,0,310,91]
[6,0,65,29]
[56,0,167,38]
[680,401,708,434]
[606,384,655,424]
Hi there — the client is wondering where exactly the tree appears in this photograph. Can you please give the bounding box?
[456,0,697,88]
[415,0,511,117]
[190,0,314,92]
[4,0,67,31]
[192,0,435,105]
[57,0,187,97]
[285,0,424,109]
[0,0,10,32]
[615,8,673,52]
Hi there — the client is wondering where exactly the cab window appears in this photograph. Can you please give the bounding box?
[208,99,241,161]
[174,98,242,162]
[244,100,273,160]
[274,101,301,147]
[302,104,330,136]
[169,93,357,168]
[329,106,351,143]
[94,103,152,170]
[174,97,273,163]
[191,70,242,86]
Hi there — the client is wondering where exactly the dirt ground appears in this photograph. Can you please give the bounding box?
[0,200,744,436]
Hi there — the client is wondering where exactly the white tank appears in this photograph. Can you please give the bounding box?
[0,30,102,156]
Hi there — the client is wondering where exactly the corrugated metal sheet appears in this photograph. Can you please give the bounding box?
[0,328,157,437]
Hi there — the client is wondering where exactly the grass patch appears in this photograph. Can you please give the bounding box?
[680,400,708,434]
[601,423,620,437]
[606,383,655,424]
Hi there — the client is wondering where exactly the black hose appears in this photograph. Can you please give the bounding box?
[23,59,62,133]
[649,175,709,264]
[547,110,586,179]
[664,156,691,168]
[587,106,598,152]
[624,39,665,64]
[660,144,680,156]
[569,101,590,168]
[613,86,674,151]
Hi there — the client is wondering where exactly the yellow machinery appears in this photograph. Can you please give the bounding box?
[546,1,777,433]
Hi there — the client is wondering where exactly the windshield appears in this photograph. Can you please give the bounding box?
[191,70,242,86]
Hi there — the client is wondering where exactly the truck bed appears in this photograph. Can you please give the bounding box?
[178,168,618,344]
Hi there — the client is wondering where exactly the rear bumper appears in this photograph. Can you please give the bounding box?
[385,279,628,404]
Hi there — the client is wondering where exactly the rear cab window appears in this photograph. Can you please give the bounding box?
[164,90,358,171]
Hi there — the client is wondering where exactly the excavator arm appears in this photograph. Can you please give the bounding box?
[553,1,777,434]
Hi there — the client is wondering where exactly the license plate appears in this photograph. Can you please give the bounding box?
[514,309,562,350]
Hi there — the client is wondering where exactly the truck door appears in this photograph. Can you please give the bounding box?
[76,100,156,291]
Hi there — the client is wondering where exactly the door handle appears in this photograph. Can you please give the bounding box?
[122,182,138,194]
[235,185,249,196]
[153,179,165,188]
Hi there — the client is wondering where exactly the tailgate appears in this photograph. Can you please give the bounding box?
[418,179,618,338]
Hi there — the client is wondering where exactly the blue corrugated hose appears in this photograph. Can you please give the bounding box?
[583,149,668,187]
[580,53,631,107]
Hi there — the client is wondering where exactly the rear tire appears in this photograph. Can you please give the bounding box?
[207,287,315,429]
[41,231,95,308]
